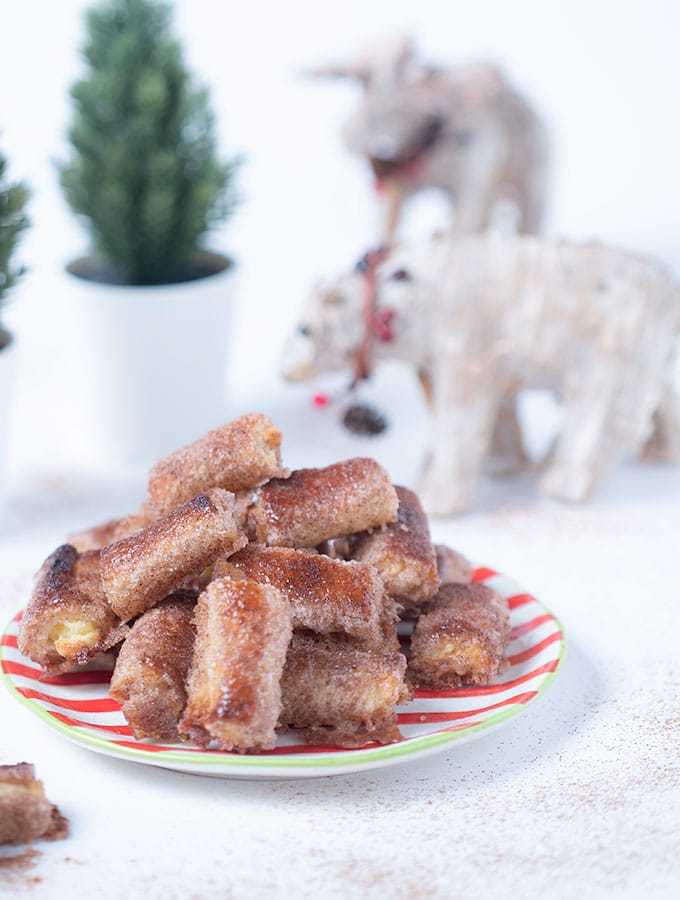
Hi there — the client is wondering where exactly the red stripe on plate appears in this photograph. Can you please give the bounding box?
[437,720,484,733]
[13,611,23,622]
[414,659,559,699]
[42,670,114,686]
[2,660,50,680]
[108,739,360,756]
[471,567,498,582]
[506,631,563,666]
[17,686,121,713]
[397,691,537,724]
[507,593,535,610]
[111,739,174,753]
[48,710,132,736]
[1,634,18,648]
[510,614,554,639]
[1,659,112,685]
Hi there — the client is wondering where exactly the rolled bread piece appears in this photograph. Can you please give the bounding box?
[101,488,246,623]
[435,544,474,586]
[351,485,439,609]
[280,633,410,747]
[408,583,510,689]
[18,545,128,675]
[214,545,391,650]
[247,458,398,548]
[147,413,287,516]
[179,576,292,752]
[109,591,197,741]
[0,763,68,845]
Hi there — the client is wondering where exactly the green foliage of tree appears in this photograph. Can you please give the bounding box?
[0,150,29,332]
[60,0,238,285]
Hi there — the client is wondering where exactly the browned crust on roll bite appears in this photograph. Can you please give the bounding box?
[351,485,439,609]
[408,583,510,689]
[280,634,410,747]
[247,458,399,548]
[109,592,197,741]
[435,544,474,586]
[101,488,247,623]
[179,577,292,752]
[147,413,288,517]
[0,764,68,845]
[214,545,392,650]
[18,546,128,675]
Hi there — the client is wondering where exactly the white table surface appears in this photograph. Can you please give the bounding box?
[1,2,679,889]
[1,363,679,899]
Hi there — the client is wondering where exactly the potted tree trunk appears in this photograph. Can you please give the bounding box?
[60,0,240,465]
[0,149,29,503]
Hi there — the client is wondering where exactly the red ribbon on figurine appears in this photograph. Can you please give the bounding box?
[352,246,391,386]
[372,307,396,343]
[309,246,393,437]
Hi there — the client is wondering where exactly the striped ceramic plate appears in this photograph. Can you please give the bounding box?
[1,566,565,778]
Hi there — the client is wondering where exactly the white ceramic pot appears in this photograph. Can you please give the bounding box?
[66,252,236,467]
[0,330,16,502]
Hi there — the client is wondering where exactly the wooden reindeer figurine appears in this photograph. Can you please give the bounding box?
[309,36,549,239]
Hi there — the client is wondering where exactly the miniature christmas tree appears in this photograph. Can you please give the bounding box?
[60,0,238,285]
[0,149,29,339]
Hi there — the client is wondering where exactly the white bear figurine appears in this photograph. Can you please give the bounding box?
[283,233,680,515]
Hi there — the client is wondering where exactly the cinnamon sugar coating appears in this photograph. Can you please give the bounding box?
[280,634,410,747]
[408,583,510,689]
[351,486,439,608]
[101,487,246,623]
[214,545,391,649]
[247,457,399,548]
[18,546,128,675]
[435,544,474,585]
[179,577,292,752]
[0,763,68,845]
[109,592,197,741]
[147,413,287,516]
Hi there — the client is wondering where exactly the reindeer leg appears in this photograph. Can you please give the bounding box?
[453,189,492,235]
[488,389,527,475]
[518,181,546,235]
[381,178,407,241]
[418,369,434,408]
[452,149,501,234]
[640,382,680,462]
[539,365,624,502]
[418,366,501,516]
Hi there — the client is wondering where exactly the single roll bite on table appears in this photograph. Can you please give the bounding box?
[17,412,511,753]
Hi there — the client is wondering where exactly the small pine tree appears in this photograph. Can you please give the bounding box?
[60,0,238,286]
[0,150,29,336]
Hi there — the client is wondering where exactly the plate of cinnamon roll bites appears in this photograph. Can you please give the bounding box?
[1,414,565,777]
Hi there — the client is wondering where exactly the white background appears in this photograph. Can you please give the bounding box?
[1,0,680,477]
[0,3,679,898]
